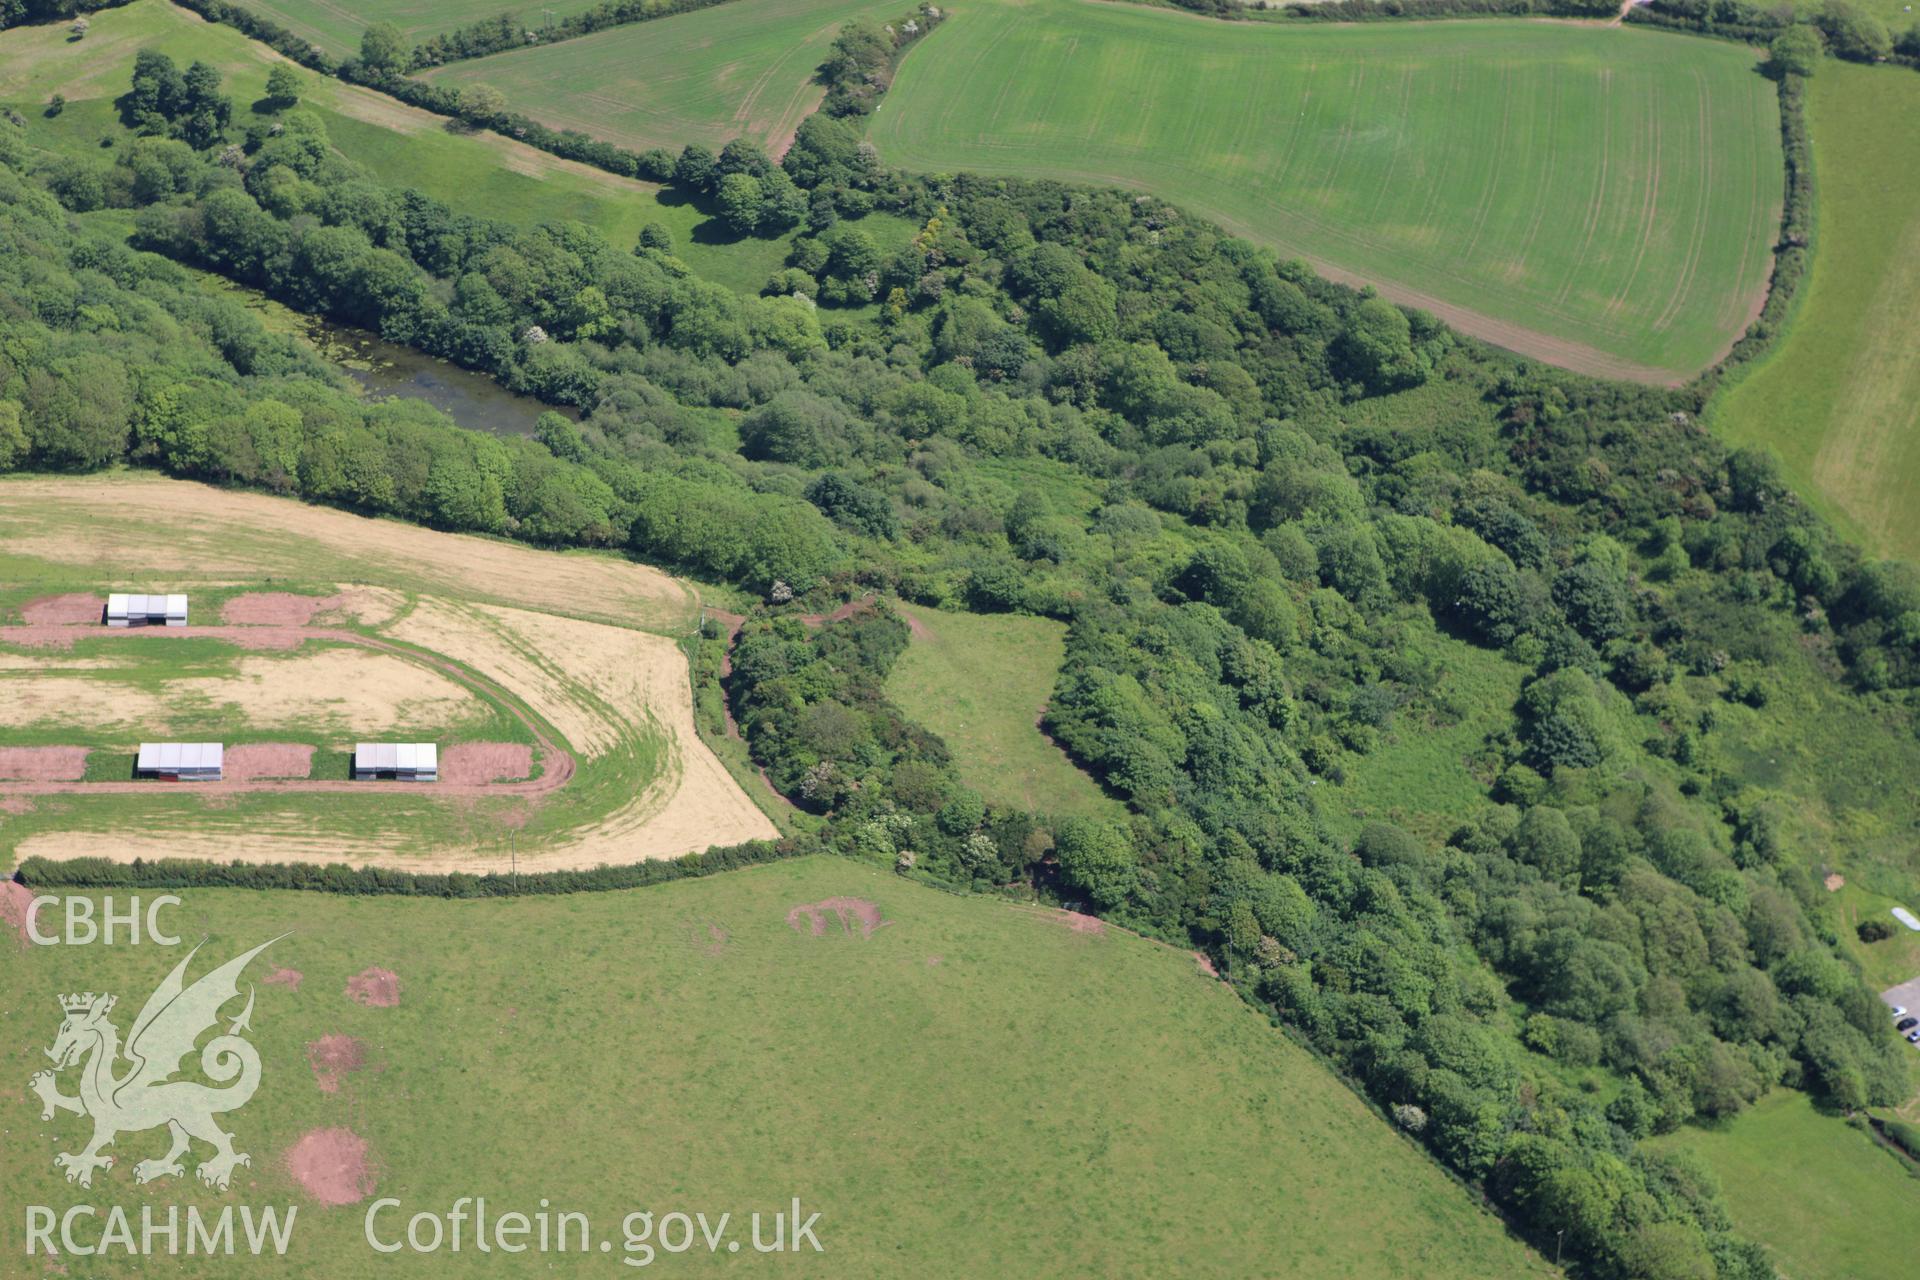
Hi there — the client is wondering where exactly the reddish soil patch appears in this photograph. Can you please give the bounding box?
[708,609,746,678]
[1194,950,1220,978]
[222,592,342,626]
[0,748,88,782]
[688,920,729,955]
[440,742,533,785]
[0,797,34,815]
[20,594,103,626]
[2,880,37,945]
[306,1035,368,1094]
[926,954,943,967]
[1043,908,1107,937]
[224,743,314,782]
[798,596,876,629]
[264,967,304,992]
[786,897,889,939]
[284,1128,376,1206]
[345,967,401,1008]
[903,609,933,640]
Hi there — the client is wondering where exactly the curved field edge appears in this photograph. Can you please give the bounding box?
[0,861,1552,1277]
[418,0,910,156]
[868,8,1782,382]
[1707,63,1920,562]
[0,476,776,872]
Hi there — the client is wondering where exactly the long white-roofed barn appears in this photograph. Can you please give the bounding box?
[354,743,439,782]
[135,742,223,781]
[106,593,188,627]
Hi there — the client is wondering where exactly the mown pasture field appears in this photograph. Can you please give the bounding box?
[0,859,1552,1276]
[885,603,1123,821]
[1709,63,1920,562]
[870,8,1782,382]
[0,473,776,872]
[420,0,906,154]
[1649,1091,1920,1280]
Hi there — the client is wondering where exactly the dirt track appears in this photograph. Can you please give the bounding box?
[0,626,574,800]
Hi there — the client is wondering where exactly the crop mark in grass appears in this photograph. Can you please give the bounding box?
[1604,98,1664,321]
[1651,68,1714,334]
[1505,70,1562,284]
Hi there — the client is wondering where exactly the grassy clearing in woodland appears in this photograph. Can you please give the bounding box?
[1710,63,1920,562]
[0,861,1550,1277]
[870,9,1781,382]
[886,603,1122,820]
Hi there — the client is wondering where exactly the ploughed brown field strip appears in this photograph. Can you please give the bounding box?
[0,625,573,799]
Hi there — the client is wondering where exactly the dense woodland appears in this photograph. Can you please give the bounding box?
[4,26,1920,1280]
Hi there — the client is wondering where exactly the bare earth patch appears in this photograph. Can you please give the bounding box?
[2,880,35,946]
[345,967,401,1008]
[284,1128,376,1206]
[224,744,314,782]
[441,743,532,785]
[222,592,342,626]
[786,897,889,939]
[306,1035,368,1094]
[1038,908,1107,937]
[1194,950,1221,978]
[0,748,88,781]
[20,594,103,626]
[264,967,303,992]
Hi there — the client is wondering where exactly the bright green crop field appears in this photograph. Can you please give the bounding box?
[421,0,906,154]
[1710,63,1920,562]
[871,7,1782,382]
[232,0,611,60]
[0,860,1552,1276]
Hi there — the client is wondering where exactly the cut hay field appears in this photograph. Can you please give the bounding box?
[0,473,777,872]
[1649,1091,1920,1280]
[870,8,1782,382]
[1709,63,1920,562]
[886,603,1122,820]
[420,0,904,155]
[0,859,1552,1276]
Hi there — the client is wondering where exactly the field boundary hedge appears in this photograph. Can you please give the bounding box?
[1681,72,1811,405]
[11,836,815,897]
[408,0,741,70]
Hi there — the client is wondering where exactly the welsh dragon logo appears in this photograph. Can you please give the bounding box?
[29,936,285,1191]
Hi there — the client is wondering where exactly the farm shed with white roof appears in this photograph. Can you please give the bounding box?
[135,742,223,781]
[353,743,439,782]
[107,593,187,627]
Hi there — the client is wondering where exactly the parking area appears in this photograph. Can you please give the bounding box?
[1881,976,1920,1012]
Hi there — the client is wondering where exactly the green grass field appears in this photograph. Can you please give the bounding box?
[0,0,829,292]
[421,0,904,154]
[0,859,1550,1275]
[1709,63,1920,562]
[886,603,1122,820]
[1650,1091,1920,1280]
[231,0,612,60]
[870,8,1781,382]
